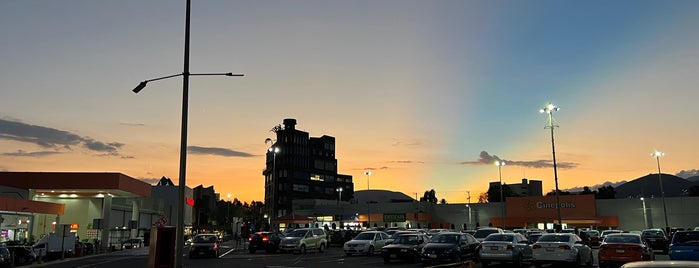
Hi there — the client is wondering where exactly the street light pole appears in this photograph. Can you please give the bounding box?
[336,187,343,205]
[269,146,279,227]
[495,160,506,229]
[364,171,371,228]
[131,1,243,267]
[652,151,670,233]
[540,103,562,230]
[640,197,648,229]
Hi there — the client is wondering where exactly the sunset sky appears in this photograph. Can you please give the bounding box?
[2,1,698,204]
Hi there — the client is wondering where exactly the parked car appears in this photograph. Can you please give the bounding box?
[478,233,533,267]
[381,233,430,264]
[621,260,699,268]
[421,232,480,266]
[641,228,669,254]
[386,230,418,245]
[584,230,601,247]
[529,233,543,243]
[0,245,10,267]
[532,233,593,267]
[473,227,504,242]
[601,230,624,241]
[599,233,654,268]
[121,238,143,249]
[188,233,220,258]
[343,230,388,256]
[279,228,327,254]
[248,231,284,253]
[669,231,699,261]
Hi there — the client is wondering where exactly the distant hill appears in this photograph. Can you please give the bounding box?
[686,175,699,183]
[615,173,692,198]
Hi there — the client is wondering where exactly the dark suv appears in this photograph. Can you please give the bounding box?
[248,231,284,253]
[641,229,669,254]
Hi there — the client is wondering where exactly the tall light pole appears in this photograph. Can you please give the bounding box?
[364,171,372,190]
[269,146,280,226]
[495,160,506,229]
[226,193,231,231]
[364,171,372,228]
[540,102,562,230]
[467,191,472,230]
[640,197,648,229]
[652,151,669,233]
[131,1,243,267]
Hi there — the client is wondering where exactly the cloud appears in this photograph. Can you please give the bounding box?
[391,139,423,147]
[0,118,125,156]
[389,160,425,164]
[460,151,579,169]
[1,150,63,157]
[188,146,255,157]
[676,169,699,179]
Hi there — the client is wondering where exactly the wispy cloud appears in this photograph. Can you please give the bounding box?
[188,146,255,157]
[1,150,63,157]
[0,118,124,156]
[389,160,425,164]
[461,151,579,169]
[391,139,424,147]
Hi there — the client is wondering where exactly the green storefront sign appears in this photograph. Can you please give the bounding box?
[383,213,406,222]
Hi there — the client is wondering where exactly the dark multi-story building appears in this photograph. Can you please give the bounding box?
[489,178,543,198]
[193,184,217,229]
[263,118,354,222]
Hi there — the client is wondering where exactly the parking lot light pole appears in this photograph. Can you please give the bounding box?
[131,1,242,267]
[495,160,506,229]
[652,151,670,234]
[540,102,562,230]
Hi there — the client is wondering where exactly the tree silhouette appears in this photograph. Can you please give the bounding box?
[595,185,616,199]
[420,189,438,203]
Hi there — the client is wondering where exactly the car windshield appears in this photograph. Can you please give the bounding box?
[586,231,599,236]
[484,234,514,242]
[395,235,420,245]
[193,235,217,243]
[353,233,375,240]
[431,234,459,244]
[602,230,621,236]
[286,229,308,238]
[605,235,641,244]
[672,232,699,245]
[537,235,571,243]
[474,229,499,239]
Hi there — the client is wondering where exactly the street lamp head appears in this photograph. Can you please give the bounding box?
[132,81,147,93]
[540,103,559,114]
[336,187,343,192]
[269,147,280,153]
[495,160,506,166]
[652,151,664,158]
[640,197,644,201]
[364,171,372,176]
[227,193,231,199]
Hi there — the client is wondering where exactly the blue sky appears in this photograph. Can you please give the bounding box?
[2,1,698,203]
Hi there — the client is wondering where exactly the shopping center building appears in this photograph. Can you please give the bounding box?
[0,172,192,249]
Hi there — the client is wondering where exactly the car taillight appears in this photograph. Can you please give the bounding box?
[559,245,571,250]
[248,237,253,242]
[506,245,514,251]
[533,245,542,249]
[263,236,269,241]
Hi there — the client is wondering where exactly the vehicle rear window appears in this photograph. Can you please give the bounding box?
[642,230,665,237]
[537,235,571,243]
[474,229,499,238]
[484,234,514,242]
[432,234,459,243]
[672,232,699,245]
[605,235,641,244]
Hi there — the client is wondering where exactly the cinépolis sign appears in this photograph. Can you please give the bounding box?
[506,194,596,218]
[383,213,406,222]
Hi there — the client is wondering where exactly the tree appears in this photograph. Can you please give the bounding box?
[478,192,489,203]
[420,189,438,203]
[440,198,447,205]
[581,186,594,195]
[596,185,616,199]
[546,189,572,196]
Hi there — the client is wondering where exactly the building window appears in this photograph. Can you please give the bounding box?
[310,174,323,181]
[293,184,309,192]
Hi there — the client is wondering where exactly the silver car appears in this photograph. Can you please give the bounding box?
[280,228,328,254]
[532,233,593,267]
[479,233,534,267]
[343,231,389,256]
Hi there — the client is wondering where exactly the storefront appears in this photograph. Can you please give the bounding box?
[496,195,618,229]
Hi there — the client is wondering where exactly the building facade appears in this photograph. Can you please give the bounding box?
[263,118,354,224]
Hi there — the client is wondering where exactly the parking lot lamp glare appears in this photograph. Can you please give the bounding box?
[540,102,562,230]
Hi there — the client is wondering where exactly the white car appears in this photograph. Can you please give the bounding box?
[343,231,389,256]
[532,233,593,267]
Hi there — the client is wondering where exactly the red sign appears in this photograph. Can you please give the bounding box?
[71,223,79,230]
[186,197,195,206]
